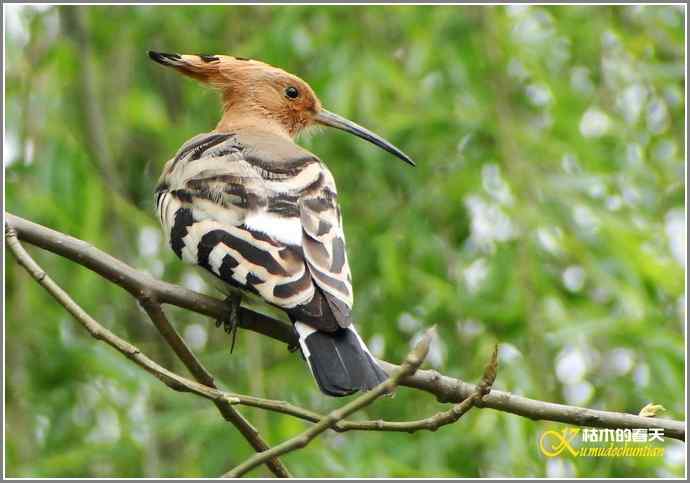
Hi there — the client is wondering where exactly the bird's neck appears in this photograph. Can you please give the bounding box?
[215,108,294,141]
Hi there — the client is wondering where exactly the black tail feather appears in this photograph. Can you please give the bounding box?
[301,327,388,397]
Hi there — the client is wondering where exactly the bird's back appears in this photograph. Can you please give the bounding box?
[155,130,353,333]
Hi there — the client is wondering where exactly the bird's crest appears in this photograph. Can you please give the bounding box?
[148,50,415,165]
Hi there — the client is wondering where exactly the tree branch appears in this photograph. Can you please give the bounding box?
[4,236,487,477]
[5,226,232,400]
[5,223,290,478]
[5,213,295,344]
[225,345,497,435]
[5,213,685,442]
[1,237,504,442]
[138,300,291,477]
[4,235,434,441]
[223,327,435,478]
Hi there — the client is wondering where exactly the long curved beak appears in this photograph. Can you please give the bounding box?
[314,110,415,166]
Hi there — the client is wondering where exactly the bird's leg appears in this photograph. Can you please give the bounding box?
[215,293,242,353]
[288,341,300,353]
[287,326,300,353]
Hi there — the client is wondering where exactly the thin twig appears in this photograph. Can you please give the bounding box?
[227,344,497,435]
[5,213,295,343]
[223,328,435,478]
[6,220,500,445]
[6,226,289,478]
[6,226,227,400]
[389,344,498,434]
[0,242,505,441]
[139,300,290,478]
[1,236,500,441]
[5,213,686,442]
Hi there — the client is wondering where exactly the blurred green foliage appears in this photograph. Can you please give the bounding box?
[4,4,685,477]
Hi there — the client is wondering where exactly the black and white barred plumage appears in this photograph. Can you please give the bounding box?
[155,129,387,396]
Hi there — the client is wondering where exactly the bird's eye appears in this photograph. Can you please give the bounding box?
[285,86,300,99]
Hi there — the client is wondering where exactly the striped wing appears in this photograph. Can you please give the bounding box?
[155,131,353,332]
[299,174,353,327]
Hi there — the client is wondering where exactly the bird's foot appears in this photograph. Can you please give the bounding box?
[287,342,300,353]
[215,293,242,353]
[287,326,300,353]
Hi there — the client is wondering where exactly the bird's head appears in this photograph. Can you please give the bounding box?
[148,51,414,166]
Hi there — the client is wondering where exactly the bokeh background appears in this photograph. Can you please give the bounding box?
[4,4,686,478]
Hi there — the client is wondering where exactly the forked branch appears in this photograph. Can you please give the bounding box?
[5,224,291,478]
[224,327,437,478]
[6,212,685,448]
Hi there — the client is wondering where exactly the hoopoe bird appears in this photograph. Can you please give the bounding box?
[149,51,414,396]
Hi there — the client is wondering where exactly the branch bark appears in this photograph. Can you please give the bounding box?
[5,227,232,400]
[5,222,290,478]
[5,213,685,442]
[224,328,436,478]
[1,238,505,442]
[139,300,291,477]
[5,230,492,478]
[226,344,497,435]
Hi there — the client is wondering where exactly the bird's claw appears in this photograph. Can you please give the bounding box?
[215,293,242,353]
[287,342,300,353]
[287,326,300,353]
